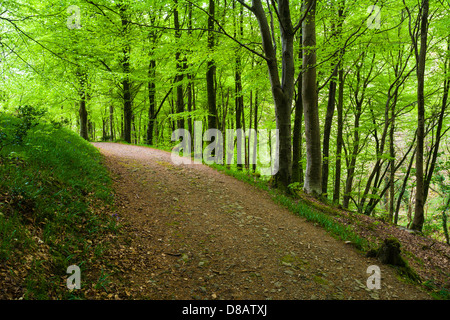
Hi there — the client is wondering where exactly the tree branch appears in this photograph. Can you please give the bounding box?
[235,0,254,12]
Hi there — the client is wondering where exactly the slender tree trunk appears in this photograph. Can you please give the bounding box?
[333,66,344,203]
[174,0,185,130]
[122,62,132,143]
[389,95,396,222]
[120,5,132,143]
[343,100,362,209]
[79,96,88,141]
[102,109,107,141]
[395,143,416,225]
[443,199,450,245]
[411,0,429,232]
[147,58,156,145]
[187,2,194,149]
[253,89,258,173]
[207,0,218,132]
[235,57,244,168]
[423,37,449,204]
[292,34,303,184]
[234,3,244,169]
[302,0,321,195]
[322,65,337,196]
[109,105,114,141]
[333,3,345,204]
[77,71,89,141]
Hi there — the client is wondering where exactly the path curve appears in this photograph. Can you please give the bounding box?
[93,142,430,300]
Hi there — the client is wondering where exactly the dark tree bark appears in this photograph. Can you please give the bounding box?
[389,91,396,222]
[174,0,185,130]
[77,71,89,141]
[292,34,304,184]
[186,2,194,148]
[423,37,449,204]
[343,55,367,209]
[342,100,362,209]
[79,95,88,141]
[332,0,346,204]
[411,0,429,232]
[147,58,157,145]
[109,105,114,141]
[239,0,315,189]
[302,0,321,195]
[322,64,337,196]
[333,66,344,203]
[120,4,132,143]
[253,89,258,173]
[234,2,245,169]
[395,143,416,225]
[235,55,244,168]
[122,56,132,143]
[206,0,218,131]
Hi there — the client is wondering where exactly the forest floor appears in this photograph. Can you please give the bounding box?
[88,142,446,300]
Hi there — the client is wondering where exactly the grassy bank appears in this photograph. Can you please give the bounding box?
[0,113,119,299]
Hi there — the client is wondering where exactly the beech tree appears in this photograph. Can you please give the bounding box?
[237,0,319,192]
[405,0,429,231]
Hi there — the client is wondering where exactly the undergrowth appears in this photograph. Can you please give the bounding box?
[0,111,119,299]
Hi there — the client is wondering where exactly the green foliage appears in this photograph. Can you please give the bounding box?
[0,111,117,299]
[0,106,46,153]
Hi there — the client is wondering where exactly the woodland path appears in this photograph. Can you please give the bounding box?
[92,142,430,300]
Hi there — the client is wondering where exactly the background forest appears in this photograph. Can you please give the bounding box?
[1,0,449,244]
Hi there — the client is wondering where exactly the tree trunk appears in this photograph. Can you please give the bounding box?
[343,101,362,209]
[78,71,89,141]
[174,0,184,130]
[207,0,218,131]
[79,95,88,141]
[253,89,258,173]
[109,105,114,141]
[234,3,244,169]
[292,34,303,184]
[389,95,396,222]
[302,0,321,195]
[235,57,244,168]
[411,0,429,232]
[423,36,449,204]
[333,66,344,203]
[322,65,337,196]
[395,144,416,225]
[147,58,156,145]
[245,0,294,189]
[120,5,132,143]
[122,66,132,143]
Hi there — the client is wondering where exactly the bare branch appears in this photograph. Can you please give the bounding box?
[235,0,254,12]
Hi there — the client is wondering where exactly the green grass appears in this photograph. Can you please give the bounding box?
[0,113,118,299]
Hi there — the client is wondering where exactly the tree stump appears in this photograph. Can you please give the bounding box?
[376,237,406,267]
[367,237,421,283]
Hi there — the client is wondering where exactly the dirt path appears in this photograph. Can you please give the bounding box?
[92,142,430,300]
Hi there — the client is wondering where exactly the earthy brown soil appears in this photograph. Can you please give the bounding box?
[90,142,432,300]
